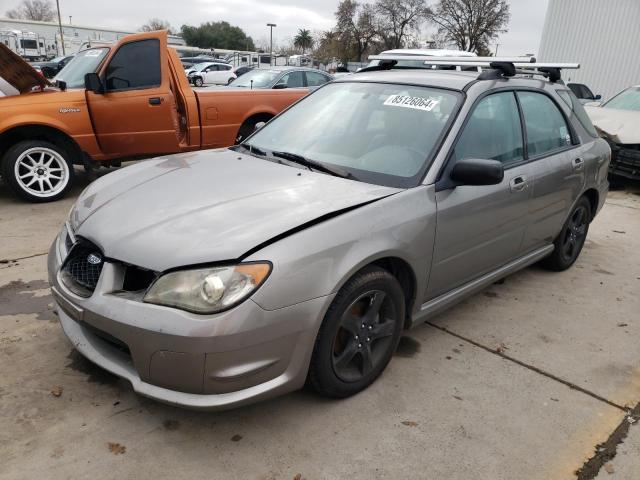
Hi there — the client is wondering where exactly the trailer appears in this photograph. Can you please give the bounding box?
[0,29,48,61]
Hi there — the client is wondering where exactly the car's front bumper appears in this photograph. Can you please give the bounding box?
[607,141,640,180]
[48,231,332,410]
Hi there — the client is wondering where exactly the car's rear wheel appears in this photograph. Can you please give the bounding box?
[541,196,591,271]
[2,140,74,203]
[308,266,405,398]
[194,77,204,87]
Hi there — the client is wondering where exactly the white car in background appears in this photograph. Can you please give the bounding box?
[187,61,236,87]
[585,85,640,181]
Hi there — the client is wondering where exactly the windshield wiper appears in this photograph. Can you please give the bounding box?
[237,143,267,157]
[271,151,353,179]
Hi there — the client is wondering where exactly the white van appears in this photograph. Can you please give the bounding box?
[364,48,478,71]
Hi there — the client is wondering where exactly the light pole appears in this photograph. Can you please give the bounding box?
[55,0,65,55]
[494,43,500,57]
[68,16,72,24]
[267,23,276,66]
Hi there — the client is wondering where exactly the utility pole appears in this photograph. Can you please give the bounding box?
[69,16,72,24]
[494,43,500,57]
[267,23,276,66]
[55,0,65,55]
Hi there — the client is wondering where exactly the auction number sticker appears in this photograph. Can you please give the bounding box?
[384,94,439,111]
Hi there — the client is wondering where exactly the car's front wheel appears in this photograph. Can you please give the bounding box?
[193,77,204,87]
[541,196,592,271]
[308,266,405,398]
[2,140,74,203]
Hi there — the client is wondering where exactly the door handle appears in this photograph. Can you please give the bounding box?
[573,157,584,171]
[509,176,527,193]
[148,97,162,105]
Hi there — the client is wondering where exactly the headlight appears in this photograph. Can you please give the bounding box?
[143,263,271,314]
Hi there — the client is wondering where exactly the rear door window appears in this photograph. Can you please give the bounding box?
[277,71,305,88]
[454,92,524,166]
[557,89,598,138]
[517,91,572,157]
[306,71,330,87]
[105,39,161,91]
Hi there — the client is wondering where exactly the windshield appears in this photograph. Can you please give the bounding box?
[245,82,461,188]
[603,87,640,111]
[230,69,281,88]
[49,56,66,63]
[54,48,109,88]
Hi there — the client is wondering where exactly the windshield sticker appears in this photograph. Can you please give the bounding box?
[384,95,439,111]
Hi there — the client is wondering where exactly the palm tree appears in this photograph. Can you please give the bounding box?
[294,29,314,54]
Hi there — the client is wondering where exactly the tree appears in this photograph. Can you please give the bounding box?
[5,0,55,21]
[336,0,378,62]
[375,0,430,50]
[293,29,314,54]
[140,19,173,34]
[428,0,510,54]
[180,22,255,51]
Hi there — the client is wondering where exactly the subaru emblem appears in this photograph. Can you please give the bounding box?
[87,253,102,265]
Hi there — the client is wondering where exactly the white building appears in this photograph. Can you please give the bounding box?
[0,17,185,58]
[538,0,640,101]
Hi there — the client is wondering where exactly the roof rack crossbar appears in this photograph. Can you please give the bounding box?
[368,54,538,63]
[424,60,579,69]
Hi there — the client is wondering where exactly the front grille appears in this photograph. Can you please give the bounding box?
[60,240,104,297]
[607,141,640,179]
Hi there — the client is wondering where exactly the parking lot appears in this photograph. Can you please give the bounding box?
[0,170,637,480]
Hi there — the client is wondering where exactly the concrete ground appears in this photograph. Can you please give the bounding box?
[0,170,639,480]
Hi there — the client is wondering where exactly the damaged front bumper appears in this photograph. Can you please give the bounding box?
[605,139,640,180]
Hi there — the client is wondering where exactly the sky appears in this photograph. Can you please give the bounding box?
[2,0,550,56]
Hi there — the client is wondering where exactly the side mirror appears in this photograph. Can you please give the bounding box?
[273,83,288,89]
[594,94,602,100]
[450,158,504,186]
[254,122,266,132]
[84,73,103,94]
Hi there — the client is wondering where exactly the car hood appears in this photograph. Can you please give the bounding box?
[585,106,640,144]
[72,149,400,272]
[0,43,51,93]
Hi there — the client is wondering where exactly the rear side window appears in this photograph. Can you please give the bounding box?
[517,91,571,157]
[557,89,598,138]
[454,92,524,166]
[105,39,161,91]
[306,71,330,87]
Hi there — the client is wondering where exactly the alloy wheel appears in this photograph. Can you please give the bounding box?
[13,147,70,198]
[561,205,588,261]
[331,290,398,382]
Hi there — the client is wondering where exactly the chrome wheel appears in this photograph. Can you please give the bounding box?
[14,147,70,198]
[331,290,398,383]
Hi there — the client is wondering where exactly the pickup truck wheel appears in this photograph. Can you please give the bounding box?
[194,77,204,87]
[2,140,74,203]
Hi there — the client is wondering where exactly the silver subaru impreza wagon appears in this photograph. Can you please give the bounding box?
[49,59,610,410]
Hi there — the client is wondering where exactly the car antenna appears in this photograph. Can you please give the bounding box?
[250,79,253,90]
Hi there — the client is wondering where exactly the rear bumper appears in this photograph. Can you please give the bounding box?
[48,233,332,410]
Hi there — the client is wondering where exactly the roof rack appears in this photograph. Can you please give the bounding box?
[364,54,579,82]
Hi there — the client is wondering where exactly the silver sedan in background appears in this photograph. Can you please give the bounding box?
[49,66,609,410]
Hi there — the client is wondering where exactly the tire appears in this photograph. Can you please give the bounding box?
[227,77,235,85]
[308,266,405,398]
[541,196,592,271]
[2,140,75,203]
[235,117,272,144]
[193,77,203,87]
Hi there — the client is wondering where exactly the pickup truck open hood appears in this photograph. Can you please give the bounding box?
[73,149,399,272]
[585,105,640,144]
[0,43,51,93]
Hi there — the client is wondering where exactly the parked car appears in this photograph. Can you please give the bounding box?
[229,66,333,89]
[233,65,254,78]
[0,32,308,202]
[585,85,640,180]
[49,59,609,410]
[30,55,75,78]
[567,82,601,104]
[187,61,236,86]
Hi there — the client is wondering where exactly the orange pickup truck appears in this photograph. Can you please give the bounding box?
[0,31,307,202]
